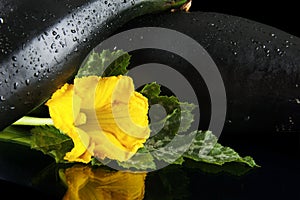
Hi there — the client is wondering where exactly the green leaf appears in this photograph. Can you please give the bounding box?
[76,49,130,78]
[178,102,197,133]
[141,83,183,147]
[0,126,32,147]
[138,82,258,169]
[139,82,196,166]
[183,131,259,167]
[30,126,74,163]
[149,132,196,165]
[117,148,156,171]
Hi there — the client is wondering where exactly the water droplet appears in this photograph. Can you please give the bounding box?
[140,36,144,40]
[34,72,39,77]
[55,35,60,40]
[12,56,17,61]
[270,33,277,38]
[10,106,15,110]
[0,17,4,24]
[47,68,51,73]
[0,96,5,101]
[13,82,19,89]
[71,29,76,33]
[52,30,57,36]
[296,84,299,88]
[244,116,250,121]
[50,43,55,49]
[230,41,237,46]
[113,46,117,50]
[25,79,30,85]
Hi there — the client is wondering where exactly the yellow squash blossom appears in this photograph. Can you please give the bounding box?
[46,75,150,163]
[61,164,146,200]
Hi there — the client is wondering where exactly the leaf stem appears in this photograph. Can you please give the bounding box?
[13,116,54,126]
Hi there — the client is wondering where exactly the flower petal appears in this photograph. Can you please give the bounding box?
[74,76,100,110]
[64,127,91,164]
[45,83,80,134]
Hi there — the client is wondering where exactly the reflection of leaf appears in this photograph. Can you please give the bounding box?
[145,165,190,200]
[183,159,255,176]
[60,164,146,200]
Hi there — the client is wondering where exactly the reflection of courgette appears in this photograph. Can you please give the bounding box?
[117,11,300,134]
[0,0,187,130]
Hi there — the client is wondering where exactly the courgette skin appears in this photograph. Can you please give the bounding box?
[116,11,300,134]
[0,0,187,130]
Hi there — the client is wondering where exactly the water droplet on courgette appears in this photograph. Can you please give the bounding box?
[13,82,19,89]
[11,56,17,61]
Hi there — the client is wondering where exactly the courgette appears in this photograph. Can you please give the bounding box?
[116,11,300,134]
[0,0,187,130]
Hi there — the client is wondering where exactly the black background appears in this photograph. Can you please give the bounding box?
[190,1,300,37]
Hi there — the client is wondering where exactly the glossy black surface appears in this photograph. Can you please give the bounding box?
[1,1,300,199]
[0,132,299,199]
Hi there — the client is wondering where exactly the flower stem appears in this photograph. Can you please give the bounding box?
[13,116,54,126]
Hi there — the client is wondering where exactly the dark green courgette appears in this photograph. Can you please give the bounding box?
[115,11,300,134]
[0,0,187,130]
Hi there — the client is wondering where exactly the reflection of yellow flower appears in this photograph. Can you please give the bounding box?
[45,75,150,163]
[61,164,146,200]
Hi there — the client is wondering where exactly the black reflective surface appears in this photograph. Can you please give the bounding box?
[0,132,299,199]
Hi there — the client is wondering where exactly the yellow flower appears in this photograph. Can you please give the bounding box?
[45,75,150,163]
[61,164,146,200]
